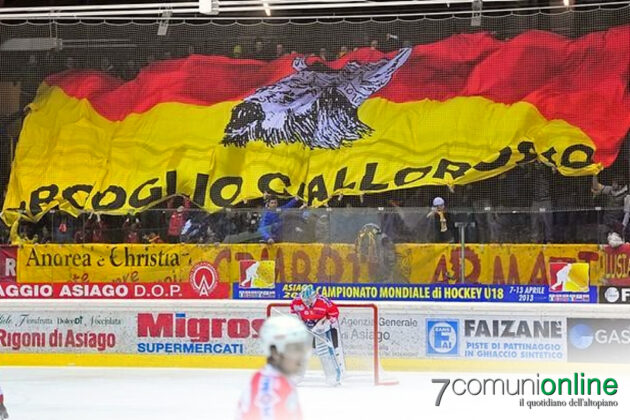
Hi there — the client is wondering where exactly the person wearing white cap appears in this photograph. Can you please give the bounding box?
[427,196,454,243]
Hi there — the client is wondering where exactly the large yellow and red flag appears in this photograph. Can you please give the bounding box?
[2,25,630,224]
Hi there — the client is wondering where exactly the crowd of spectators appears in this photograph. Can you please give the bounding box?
[1,34,629,246]
[3,162,630,247]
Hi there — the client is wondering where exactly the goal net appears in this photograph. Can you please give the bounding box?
[266,302,397,386]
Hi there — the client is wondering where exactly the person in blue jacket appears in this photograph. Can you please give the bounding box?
[258,194,302,244]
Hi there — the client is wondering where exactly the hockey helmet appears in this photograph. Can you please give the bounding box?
[300,284,317,307]
[260,316,310,356]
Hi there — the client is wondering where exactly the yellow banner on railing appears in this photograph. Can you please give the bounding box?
[17,243,610,285]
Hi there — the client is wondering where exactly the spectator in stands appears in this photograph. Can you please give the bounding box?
[426,197,455,243]
[25,54,38,72]
[450,184,478,243]
[592,174,628,235]
[318,47,329,61]
[258,194,302,244]
[17,225,38,244]
[252,39,268,60]
[0,222,8,244]
[124,222,140,243]
[529,161,555,243]
[553,174,583,243]
[73,227,87,244]
[122,213,141,243]
[180,211,214,243]
[88,213,106,243]
[144,232,164,244]
[64,57,77,71]
[209,210,239,243]
[370,39,379,51]
[380,199,409,243]
[121,59,139,81]
[167,206,186,243]
[383,33,401,51]
[337,46,349,58]
[55,214,72,243]
[355,223,397,283]
[76,214,92,243]
[232,44,243,58]
[99,57,115,74]
[622,195,630,241]
[275,43,287,58]
[40,226,51,244]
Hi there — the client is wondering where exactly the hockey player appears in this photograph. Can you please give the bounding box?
[290,285,345,385]
[236,316,310,420]
[0,385,8,419]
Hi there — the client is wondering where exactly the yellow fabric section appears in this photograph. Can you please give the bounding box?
[2,86,599,225]
[2,354,627,374]
[17,243,606,286]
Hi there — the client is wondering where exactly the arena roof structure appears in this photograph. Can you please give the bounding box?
[0,0,627,20]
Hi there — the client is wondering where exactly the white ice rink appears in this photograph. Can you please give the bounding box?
[0,366,627,420]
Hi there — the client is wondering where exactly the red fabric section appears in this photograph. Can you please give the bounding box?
[44,25,630,166]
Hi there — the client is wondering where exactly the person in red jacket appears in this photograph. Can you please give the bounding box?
[290,285,345,385]
[89,213,107,243]
[167,206,186,243]
[236,316,310,420]
[0,384,9,419]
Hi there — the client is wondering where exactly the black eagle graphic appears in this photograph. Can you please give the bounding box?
[222,48,412,149]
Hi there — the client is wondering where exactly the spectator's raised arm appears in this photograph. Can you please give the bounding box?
[592,175,605,194]
[280,196,301,210]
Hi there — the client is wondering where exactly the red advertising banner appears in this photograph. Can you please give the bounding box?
[0,245,16,282]
[599,244,630,286]
[0,282,229,299]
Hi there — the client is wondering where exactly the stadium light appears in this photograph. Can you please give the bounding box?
[471,0,482,26]
[157,10,172,36]
[199,0,219,15]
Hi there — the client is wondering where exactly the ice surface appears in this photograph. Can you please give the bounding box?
[0,366,627,420]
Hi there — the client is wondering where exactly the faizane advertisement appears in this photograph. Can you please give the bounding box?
[426,316,567,361]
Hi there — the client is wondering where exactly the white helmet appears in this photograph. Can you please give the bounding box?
[260,316,310,356]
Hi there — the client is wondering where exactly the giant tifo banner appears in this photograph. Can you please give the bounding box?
[2,26,630,224]
[11,242,626,286]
